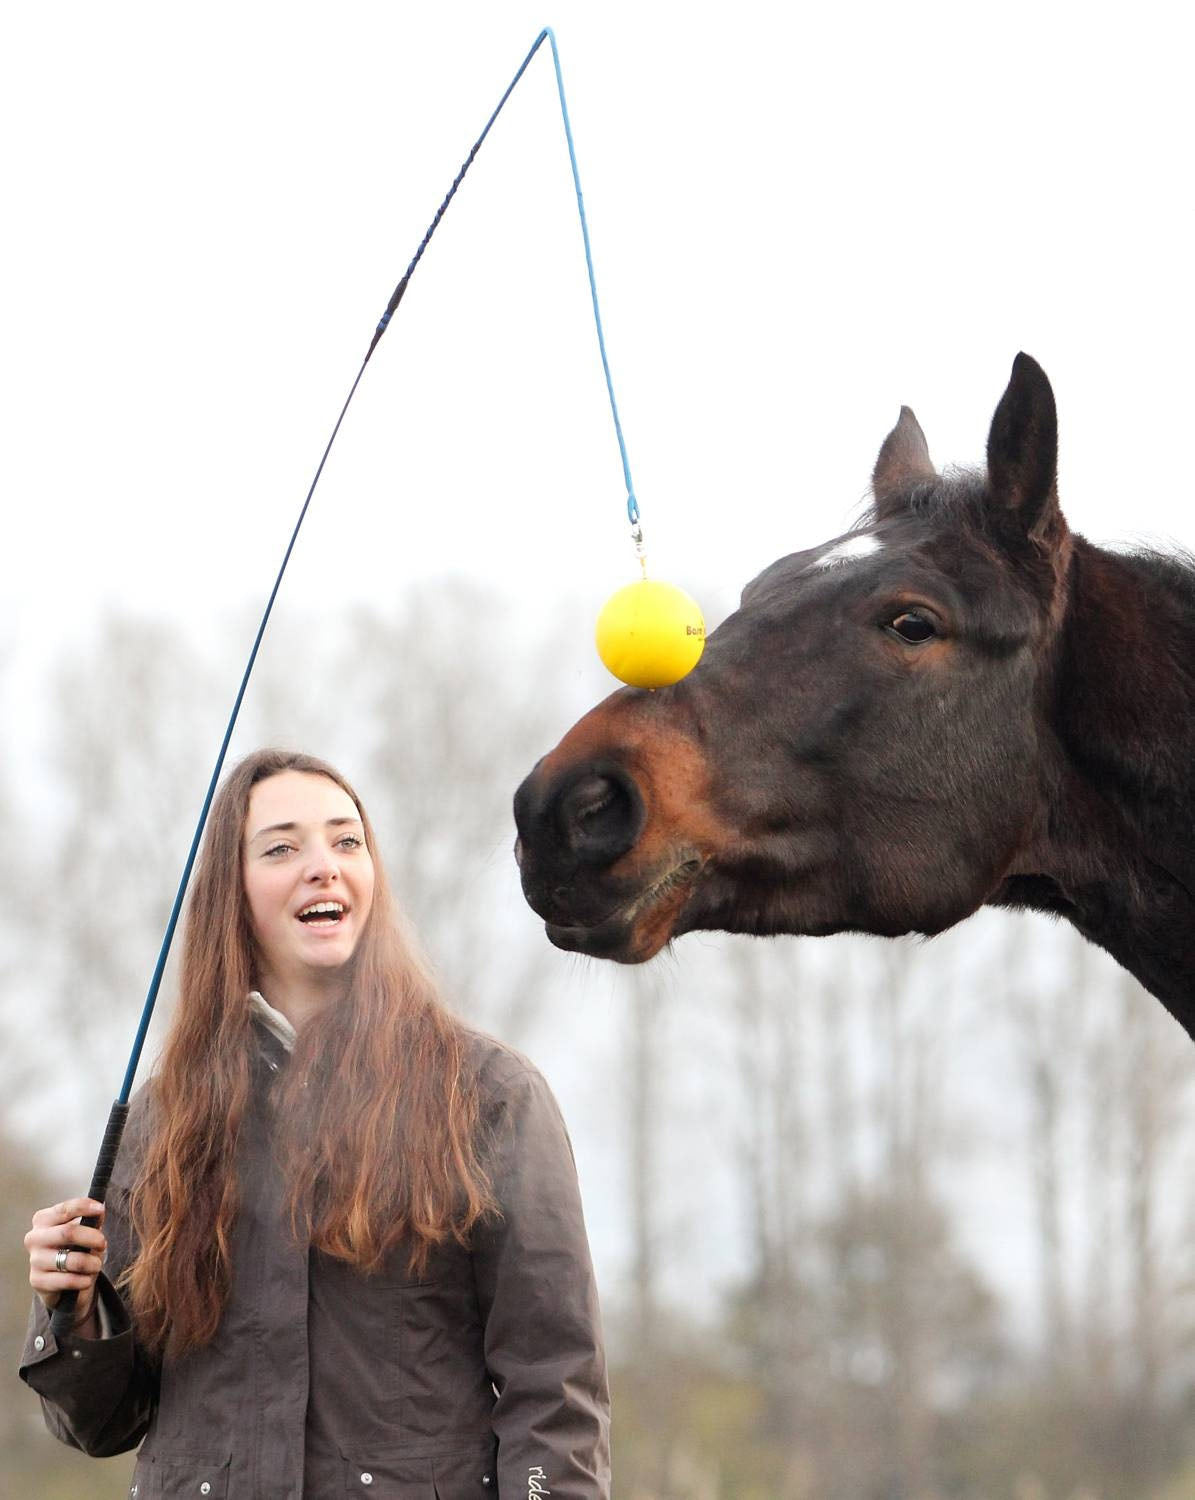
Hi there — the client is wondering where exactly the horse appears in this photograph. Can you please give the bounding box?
[513,355,1195,1033]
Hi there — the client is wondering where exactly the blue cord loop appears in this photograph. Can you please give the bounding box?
[368,30,642,536]
[542,29,641,548]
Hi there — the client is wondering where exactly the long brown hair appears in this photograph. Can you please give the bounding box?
[123,748,495,1358]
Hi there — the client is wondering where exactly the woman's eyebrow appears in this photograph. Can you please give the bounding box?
[248,817,363,842]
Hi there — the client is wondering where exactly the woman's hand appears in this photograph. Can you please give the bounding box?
[25,1198,107,1329]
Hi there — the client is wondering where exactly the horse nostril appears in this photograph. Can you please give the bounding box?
[555,767,645,867]
[568,777,616,827]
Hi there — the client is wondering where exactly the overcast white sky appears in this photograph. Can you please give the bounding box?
[5,1,1191,669]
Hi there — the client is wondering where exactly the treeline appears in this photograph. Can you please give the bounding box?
[605,935,1195,1499]
[3,589,1195,1499]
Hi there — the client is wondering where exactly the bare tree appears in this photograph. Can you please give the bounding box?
[1117,965,1191,1467]
[20,615,219,1173]
[723,941,813,1432]
[624,965,666,1347]
[1003,917,1080,1377]
[1078,936,1119,1408]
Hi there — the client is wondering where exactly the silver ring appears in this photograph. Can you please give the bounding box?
[55,1248,71,1273]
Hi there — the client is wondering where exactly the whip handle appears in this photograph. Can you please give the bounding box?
[49,1099,131,1341]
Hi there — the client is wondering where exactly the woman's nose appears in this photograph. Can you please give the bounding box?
[304,847,339,882]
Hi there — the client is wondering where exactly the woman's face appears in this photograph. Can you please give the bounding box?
[242,770,376,996]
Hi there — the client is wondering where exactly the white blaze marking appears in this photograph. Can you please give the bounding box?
[814,533,883,570]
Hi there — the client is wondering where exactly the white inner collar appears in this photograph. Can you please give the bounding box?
[249,990,297,1053]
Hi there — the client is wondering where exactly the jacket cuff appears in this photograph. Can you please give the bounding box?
[19,1275,134,1397]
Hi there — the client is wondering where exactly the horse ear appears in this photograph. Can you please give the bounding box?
[986,353,1061,543]
[872,407,936,514]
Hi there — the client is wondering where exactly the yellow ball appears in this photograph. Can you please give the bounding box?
[595,579,706,689]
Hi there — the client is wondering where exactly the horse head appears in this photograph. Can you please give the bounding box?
[514,355,1195,1016]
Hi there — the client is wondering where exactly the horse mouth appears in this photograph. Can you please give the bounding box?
[544,856,704,963]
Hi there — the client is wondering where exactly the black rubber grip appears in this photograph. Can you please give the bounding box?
[49,1099,130,1340]
[384,275,409,319]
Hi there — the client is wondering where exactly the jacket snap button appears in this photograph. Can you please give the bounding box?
[361,1475,373,1486]
[34,1335,45,1351]
[200,1485,211,1496]
[482,1479,493,1488]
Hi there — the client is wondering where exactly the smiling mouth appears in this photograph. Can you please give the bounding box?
[297,901,347,926]
[545,857,703,961]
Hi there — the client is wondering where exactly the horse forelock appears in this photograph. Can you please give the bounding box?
[860,466,988,532]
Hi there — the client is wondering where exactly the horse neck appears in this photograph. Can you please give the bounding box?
[1041,536,1195,1020]
[1057,538,1195,843]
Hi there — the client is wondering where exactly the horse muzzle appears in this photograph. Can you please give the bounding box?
[514,751,708,961]
[537,853,705,963]
[514,684,725,961]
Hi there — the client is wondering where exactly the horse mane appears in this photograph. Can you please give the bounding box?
[858,470,1195,602]
[1109,543,1195,604]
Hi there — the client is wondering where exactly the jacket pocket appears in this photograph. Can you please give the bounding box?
[432,1443,499,1498]
[341,1444,497,1499]
[129,1451,231,1499]
[342,1455,434,1496]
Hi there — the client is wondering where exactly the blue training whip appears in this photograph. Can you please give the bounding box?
[51,26,640,1338]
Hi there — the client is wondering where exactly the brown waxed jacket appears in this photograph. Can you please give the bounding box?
[20,1025,611,1499]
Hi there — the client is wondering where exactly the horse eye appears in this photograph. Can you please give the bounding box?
[888,611,937,644]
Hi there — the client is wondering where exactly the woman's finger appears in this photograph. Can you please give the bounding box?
[30,1274,98,1319]
[24,1221,107,1256]
[30,1269,102,1297]
[29,1198,105,1229]
[30,1246,105,1277]
[25,1200,109,1318]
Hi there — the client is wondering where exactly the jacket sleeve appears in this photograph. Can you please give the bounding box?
[18,1264,159,1456]
[471,1055,611,1498]
[18,1093,161,1456]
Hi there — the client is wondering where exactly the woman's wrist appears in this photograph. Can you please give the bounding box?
[69,1294,100,1339]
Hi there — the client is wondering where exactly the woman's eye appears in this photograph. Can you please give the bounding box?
[888,610,937,644]
[336,835,364,851]
[263,843,294,858]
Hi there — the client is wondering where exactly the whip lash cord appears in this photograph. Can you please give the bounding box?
[53,24,638,1337]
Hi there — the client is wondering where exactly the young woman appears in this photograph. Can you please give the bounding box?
[21,748,610,1498]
